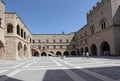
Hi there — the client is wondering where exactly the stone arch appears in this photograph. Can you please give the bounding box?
[31,49,40,57]
[18,42,23,58]
[0,40,4,58]
[24,44,27,57]
[71,51,76,55]
[90,44,97,56]
[7,23,13,33]
[85,47,89,53]
[17,25,20,35]
[41,52,47,56]
[100,41,110,56]
[63,51,69,56]
[56,51,62,56]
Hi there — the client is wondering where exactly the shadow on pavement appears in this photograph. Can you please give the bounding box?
[42,66,120,81]
[0,75,22,81]
[88,56,120,60]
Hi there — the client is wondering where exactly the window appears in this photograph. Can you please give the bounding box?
[60,45,62,49]
[100,18,107,30]
[7,24,13,33]
[38,40,41,43]
[43,47,45,50]
[66,39,69,43]
[60,39,62,43]
[85,31,87,36]
[39,46,41,49]
[53,39,56,43]
[33,40,35,43]
[90,26,95,34]
[24,32,26,39]
[73,45,75,49]
[30,38,32,43]
[46,39,49,43]
[21,29,23,37]
[0,18,1,27]
[17,25,20,35]
[53,45,56,49]
[85,39,87,44]
[47,45,49,49]
[101,21,106,30]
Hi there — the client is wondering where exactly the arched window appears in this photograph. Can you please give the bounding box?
[7,23,13,33]
[24,32,26,39]
[17,25,20,35]
[21,29,23,37]
[90,25,95,34]
[100,18,107,30]
[101,21,106,30]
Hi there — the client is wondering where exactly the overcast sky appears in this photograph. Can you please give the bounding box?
[4,0,98,34]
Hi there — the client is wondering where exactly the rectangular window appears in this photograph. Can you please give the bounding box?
[60,45,62,49]
[66,39,69,43]
[39,46,41,49]
[33,40,35,43]
[47,45,49,49]
[53,39,56,43]
[53,45,56,49]
[60,39,62,43]
[46,39,49,43]
[38,40,41,43]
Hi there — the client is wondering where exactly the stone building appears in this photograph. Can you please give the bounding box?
[0,0,32,60]
[31,33,76,57]
[0,0,120,60]
[74,0,120,56]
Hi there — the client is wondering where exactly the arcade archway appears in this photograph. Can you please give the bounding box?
[0,40,4,58]
[71,51,76,56]
[24,45,27,57]
[41,52,47,56]
[56,51,62,56]
[100,41,110,55]
[63,51,69,56]
[31,49,40,57]
[18,42,23,58]
[90,44,97,56]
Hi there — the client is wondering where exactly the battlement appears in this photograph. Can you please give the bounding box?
[87,0,103,17]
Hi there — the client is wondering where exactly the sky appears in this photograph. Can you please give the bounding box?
[3,0,99,34]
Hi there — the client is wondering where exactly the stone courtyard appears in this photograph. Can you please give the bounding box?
[0,56,120,81]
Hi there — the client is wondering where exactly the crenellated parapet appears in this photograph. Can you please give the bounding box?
[87,0,104,17]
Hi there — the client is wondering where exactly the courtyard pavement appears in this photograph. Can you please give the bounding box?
[0,56,120,81]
